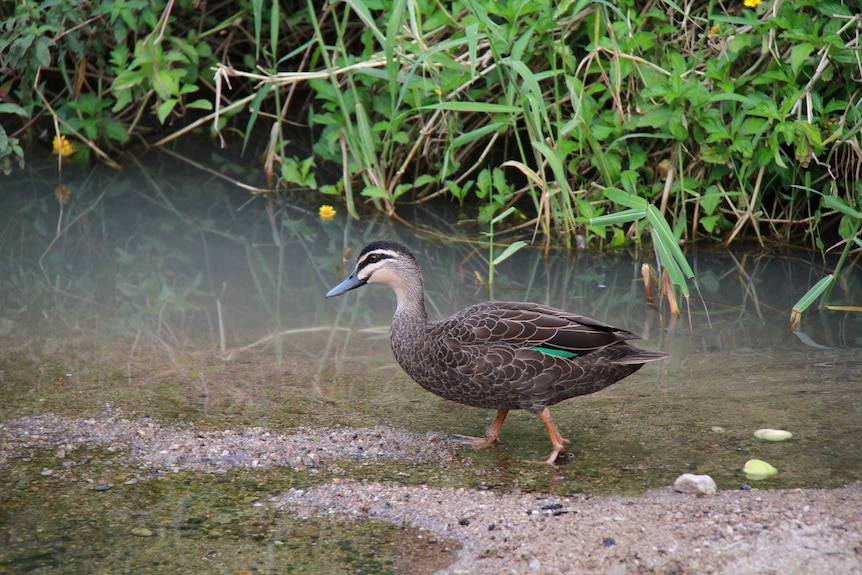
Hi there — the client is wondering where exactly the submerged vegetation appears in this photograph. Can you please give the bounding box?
[1,0,860,311]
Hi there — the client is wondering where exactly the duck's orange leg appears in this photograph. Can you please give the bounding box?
[539,408,571,464]
[449,409,509,447]
[483,409,508,445]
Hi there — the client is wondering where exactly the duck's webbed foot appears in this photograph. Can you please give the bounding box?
[539,407,571,465]
[448,409,509,448]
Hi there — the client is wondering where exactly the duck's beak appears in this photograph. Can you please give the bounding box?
[326,271,367,298]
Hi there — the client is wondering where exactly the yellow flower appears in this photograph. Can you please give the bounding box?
[744,0,762,7]
[708,24,720,38]
[319,205,336,220]
[52,135,76,157]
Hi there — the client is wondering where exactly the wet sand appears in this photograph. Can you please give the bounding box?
[2,412,860,574]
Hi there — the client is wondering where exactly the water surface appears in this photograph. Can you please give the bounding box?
[1,150,859,572]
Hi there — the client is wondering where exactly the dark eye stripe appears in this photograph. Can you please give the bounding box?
[359,249,397,269]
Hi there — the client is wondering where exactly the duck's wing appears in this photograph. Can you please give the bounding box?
[437,301,637,356]
[423,301,664,410]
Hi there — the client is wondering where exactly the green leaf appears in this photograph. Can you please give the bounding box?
[102,118,130,143]
[153,69,178,100]
[646,205,694,295]
[0,102,28,117]
[822,195,862,219]
[465,22,479,78]
[414,174,436,187]
[491,206,518,225]
[492,241,527,266]
[450,122,507,147]
[590,207,646,226]
[700,214,720,233]
[343,0,386,45]
[34,36,53,68]
[790,42,815,75]
[604,187,648,210]
[700,185,722,215]
[701,145,730,164]
[187,99,213,110]
[668,109,688,141]
[708,92,756,106]
[793,275,833,313]
[269,0,279,61]
[157,99,178,124]
[532,141,570,196]
[422,102,522,114]
[637,106,673,129]
[838,214,861,240]
[361,185,390,200]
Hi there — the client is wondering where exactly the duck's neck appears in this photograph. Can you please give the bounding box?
[391,273,428,326]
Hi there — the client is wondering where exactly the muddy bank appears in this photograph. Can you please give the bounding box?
[1,411,860,574]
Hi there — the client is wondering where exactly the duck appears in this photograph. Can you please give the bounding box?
[326,240,668,464]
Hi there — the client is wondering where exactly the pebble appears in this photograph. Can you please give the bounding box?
[753,429,793,442]
[673,473,718,496]
[743,459,778,480]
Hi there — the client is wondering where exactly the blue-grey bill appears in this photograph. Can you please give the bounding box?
[326,272,366,298]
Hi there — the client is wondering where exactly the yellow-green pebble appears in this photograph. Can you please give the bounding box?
[743,459,778,480]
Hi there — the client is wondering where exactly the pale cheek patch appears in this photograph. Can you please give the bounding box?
[368,267,399,286]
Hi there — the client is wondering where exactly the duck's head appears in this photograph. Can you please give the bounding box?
[326,240,421,299]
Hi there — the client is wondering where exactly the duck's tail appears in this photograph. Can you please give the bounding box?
[615,348,669,365]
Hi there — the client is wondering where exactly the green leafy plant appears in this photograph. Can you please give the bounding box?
[0,0,218,169]
[790,189,862,329]
[0,102,27,174]
[111,30,213,126]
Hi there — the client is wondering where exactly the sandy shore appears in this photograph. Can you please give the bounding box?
[277,480,862,574]
[2,411,860,574]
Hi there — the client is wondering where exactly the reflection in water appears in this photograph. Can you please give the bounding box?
[0,153,860,476]
[0,151,860,571]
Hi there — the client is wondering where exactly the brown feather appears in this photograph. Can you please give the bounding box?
[327,240,669,461]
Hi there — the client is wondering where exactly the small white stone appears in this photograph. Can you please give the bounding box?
[673,473,717,496]
[753,429,793,441]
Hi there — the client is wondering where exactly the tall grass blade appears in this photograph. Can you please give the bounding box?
[343,0,386,46]
[242,83,272,155]
[793,275,833,313]
[589,208,646,226]
[269,0,279,59]
[423,102,522,114]
[253,0,263,61]
[603,187,648,209]
[646,205,695,283]
[492,241,528,266]
[789,274,834,330]
[385,0,407,106]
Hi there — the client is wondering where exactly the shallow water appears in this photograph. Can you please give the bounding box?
[1,151,860,572]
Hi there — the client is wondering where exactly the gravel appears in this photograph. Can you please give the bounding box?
[277,481,862,574]
[0,409,454,473]
[2,408,860,574]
